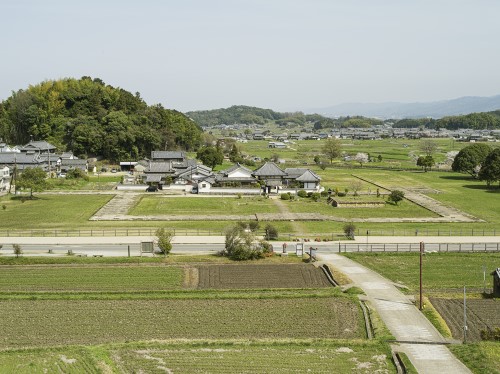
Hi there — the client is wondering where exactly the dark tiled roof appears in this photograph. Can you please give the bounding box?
[146,162,172,173]
[0,153,40,164]
[145,174,163,183]
[151,151,185,160]
[61,159,87,166]
[295,169,321,182]
[252,162,286,177]
[21,141,57,151]
[284,168,308,179]
[221,163,253,176]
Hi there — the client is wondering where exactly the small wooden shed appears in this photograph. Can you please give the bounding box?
[492,268,500,297]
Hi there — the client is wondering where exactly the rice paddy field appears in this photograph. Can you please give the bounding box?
[0,259,396,373]
[0,341,396,374]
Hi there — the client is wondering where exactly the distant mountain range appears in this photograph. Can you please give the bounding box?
[307,95,500,119]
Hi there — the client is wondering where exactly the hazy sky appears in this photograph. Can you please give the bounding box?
[1,0,499,112]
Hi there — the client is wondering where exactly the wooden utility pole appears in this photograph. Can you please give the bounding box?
[419,241,424,310]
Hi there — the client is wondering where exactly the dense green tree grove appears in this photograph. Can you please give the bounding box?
[394,112,500,130]
[0,77,202,161]
[452,143,492,177]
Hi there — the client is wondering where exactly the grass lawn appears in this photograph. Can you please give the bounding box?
[449,342,500,374]
[342,252,500,295]
[0,194,113,229]
[129,195,280,215]
[286,196,436,219]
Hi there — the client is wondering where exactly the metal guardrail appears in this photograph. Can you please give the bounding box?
[338,242,500,253]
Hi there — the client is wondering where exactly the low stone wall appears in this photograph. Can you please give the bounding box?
[331,199,386,208]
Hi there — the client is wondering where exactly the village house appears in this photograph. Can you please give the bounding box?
[252,162,287,194]
[214,163,257,187]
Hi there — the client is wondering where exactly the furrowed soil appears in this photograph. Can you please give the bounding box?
[0,298,362,349]
[430,298,500,342]
[197,264,332,289]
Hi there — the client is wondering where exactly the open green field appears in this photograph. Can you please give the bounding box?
[0,194,113,229]
[285,196,436,219]
[129,195,280,215]
[0,340,395,374]
[342,252,500,295]
[1,139,499,235]
[240,138,466,167]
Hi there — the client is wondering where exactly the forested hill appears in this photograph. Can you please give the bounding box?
[188,104,500,131]
[394,110,500,129]
[0,77,202,161]
[186,105,382,128]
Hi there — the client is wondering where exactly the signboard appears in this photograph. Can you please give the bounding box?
[141,241,154,254]
[296,243,304,257]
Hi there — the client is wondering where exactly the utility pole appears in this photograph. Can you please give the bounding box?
[482,265,487,294]
[419,241,424,310]
[463,286,468,343]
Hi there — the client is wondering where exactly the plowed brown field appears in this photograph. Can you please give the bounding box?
[197,264,332,289]
[430,298,500,342]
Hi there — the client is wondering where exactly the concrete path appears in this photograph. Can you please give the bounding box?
[319,253,471,374]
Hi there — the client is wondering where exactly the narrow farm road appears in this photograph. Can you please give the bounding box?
[319,253,471,374]
[271,197,306,235]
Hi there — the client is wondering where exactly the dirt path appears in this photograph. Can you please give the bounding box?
[91,192,142,220]
[271,197,306,235]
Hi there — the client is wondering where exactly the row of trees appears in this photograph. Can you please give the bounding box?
[0,77,203,161]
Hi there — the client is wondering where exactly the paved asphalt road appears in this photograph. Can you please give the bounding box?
[0,236,499,256]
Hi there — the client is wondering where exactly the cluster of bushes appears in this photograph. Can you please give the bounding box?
[220,223,274,261]
[481,328,500,341]
[295,190,321,201]
[65,168,90,181]
[280,192,294,200]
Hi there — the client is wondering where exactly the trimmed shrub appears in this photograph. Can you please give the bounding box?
[297,190,308,198]
[280,193,291,200]
[320,191,329,197]
[311,192,321,201]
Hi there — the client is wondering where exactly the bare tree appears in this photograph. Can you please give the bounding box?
[350,180,363,196]
[12,244,22,258]
[419,139,438,156]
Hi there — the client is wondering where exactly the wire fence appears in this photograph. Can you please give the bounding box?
[0,228,498,238]
[338,242,500,253]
